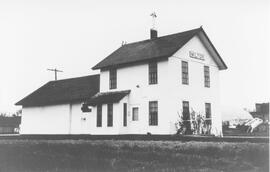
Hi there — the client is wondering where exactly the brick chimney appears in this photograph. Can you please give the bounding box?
[150,29,158,39]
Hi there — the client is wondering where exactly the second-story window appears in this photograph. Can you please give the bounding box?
[149,62,157,84]
[109,69,117,89]
[204,66,210,88]
[182,61,189,85]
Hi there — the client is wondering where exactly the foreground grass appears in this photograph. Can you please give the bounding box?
[0,139,268,172]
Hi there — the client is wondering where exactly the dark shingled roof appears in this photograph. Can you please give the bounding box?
[15,74,100,107]
[86,90,130,106]
[92,27,227,70]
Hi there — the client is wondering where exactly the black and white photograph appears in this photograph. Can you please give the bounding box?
[0,0,269,171]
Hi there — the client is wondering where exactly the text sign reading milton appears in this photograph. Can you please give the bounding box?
[189,51,205,61]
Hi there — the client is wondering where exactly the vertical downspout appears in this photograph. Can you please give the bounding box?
[68,103,72,134]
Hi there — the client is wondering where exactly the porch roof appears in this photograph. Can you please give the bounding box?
[86,90,130,106]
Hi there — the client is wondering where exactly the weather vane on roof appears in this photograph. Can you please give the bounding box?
[150,12,157,29]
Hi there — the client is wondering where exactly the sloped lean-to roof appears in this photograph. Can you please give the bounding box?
[92,27,227,70]
[15,74,100,107]
[85,90,130,106]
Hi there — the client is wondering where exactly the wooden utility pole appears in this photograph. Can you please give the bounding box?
[47,68,63,80]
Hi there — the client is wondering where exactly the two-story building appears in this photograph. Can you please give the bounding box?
[16,27,227,136]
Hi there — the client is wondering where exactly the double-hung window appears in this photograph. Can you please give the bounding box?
[182,101,190,121]
[205,103,212,125]
[149,62,157,84]
[149,101,158,126]
[182,61,189,85]
[109,69,117,89]
[107,104,113,127]
[182,101,191,133]
[123,103,127,126]
[132,107,139,121]
[96,105,102,127]
[204,66,210,88]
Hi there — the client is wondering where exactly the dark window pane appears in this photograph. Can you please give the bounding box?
[107,104,113,127]
[149,62,157,84]
[123,103,127,126]
[204,66,210,87]
[182,101,191,133]
[149,101,158,125]
[109,69,117,89]
[205,103,212,125]
[182,61,189,85]
[97,105,102,127]
[182,101,190,120]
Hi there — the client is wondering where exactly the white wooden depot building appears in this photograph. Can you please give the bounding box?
[16,27,227,136]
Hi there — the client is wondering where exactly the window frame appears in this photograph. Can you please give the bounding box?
[149,61,158,85]
[109,69,117,89]
[96,105,102,127]
[107,104,113,127]
[204,66,210,88]
[182,101,190,121]
[181,101,192,133]
[182,61,189,85]
[149,101,158,126]
[123,103,127,126]
[205,103,212,125]
[132,107,139,121]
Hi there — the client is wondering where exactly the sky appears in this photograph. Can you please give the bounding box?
[0,0,269,119]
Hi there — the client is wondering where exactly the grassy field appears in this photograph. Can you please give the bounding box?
[0,139,268,172]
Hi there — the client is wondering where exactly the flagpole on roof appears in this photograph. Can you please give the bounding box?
[150,12,157,29]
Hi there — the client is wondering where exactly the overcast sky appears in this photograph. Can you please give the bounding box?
[0,0,269,117]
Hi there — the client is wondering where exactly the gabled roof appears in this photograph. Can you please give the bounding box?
[86,90,130,106]
[92,27,227,70]
[15,74,100,107]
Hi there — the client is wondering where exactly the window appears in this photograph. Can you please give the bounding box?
[149,101,158,125]
[123,103,127,126]
[204,66,210,87]
[182,101,191,133]
[97,105,102,127]
[109,69,117,89]
[149,62,157,84]
[107,104,113,127]
[205,103,212,125]
[182,61,189,85]
[182,101,190,121]
[132,107,139,121]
